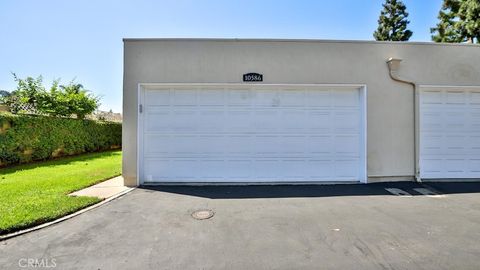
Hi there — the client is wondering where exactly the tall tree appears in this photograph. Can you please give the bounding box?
[458,0,480,43]
[431,0,480,43]
[374,0,413,41]
[431,0,462,42]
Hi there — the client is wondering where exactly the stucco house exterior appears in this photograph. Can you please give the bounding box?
[122,38,480,187]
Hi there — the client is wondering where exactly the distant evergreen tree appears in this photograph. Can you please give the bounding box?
[0,90,10,98]
[431,0,465,42]
[457,0,480,43]
[431,0,480,43]
[373,0,413,41]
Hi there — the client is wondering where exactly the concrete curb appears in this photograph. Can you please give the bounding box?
[0,187,135,242]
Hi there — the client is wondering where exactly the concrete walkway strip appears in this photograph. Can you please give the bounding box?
[0,177,135,241]
[69,176,131,199]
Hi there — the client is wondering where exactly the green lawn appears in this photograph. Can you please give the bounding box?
[0,150,122,235]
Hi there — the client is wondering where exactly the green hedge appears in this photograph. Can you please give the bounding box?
[0,112,121,166]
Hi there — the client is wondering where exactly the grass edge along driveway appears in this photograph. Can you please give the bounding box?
[0,150,122,235]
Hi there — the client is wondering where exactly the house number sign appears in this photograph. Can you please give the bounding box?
[243,73,263,82]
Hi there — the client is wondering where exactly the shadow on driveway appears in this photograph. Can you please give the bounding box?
[139,181,480,199]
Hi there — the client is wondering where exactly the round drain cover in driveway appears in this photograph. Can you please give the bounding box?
[192,209,214,220]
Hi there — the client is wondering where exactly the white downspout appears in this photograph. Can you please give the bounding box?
[386,58,421,182]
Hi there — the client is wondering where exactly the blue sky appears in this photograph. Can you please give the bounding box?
[0,0,443,112]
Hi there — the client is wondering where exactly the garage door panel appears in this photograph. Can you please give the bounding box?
[254,135,280,154]
[198,89,225,105]
[421,158,443,176]
[307,90,331,107]
[144,134,172,155]
[308,160,333,179]
[253,110,280,132]
[471,136,480,155]
[144,159,198,181]
[227,110,252,132]
[145,111,171,132]
[228,89,251,106]
[444,111,467,131]
[308,135,333,154]
[146,134,367,158]
[470,92,480,105]
[471,159,480,173]
[145,90,170,106]
[335,135,360,155]
[421,135,442,155]
[334,159,359,180]
[146,159,254,182]
[334,111,361,133]
[254,160,281,179]
[141,86,365,183]
[280,110,307,132]
[280,135,308,154]
[308,111,331,132]
[420,87,480,179]
[421,90,443,105]
[471,112,480,132]
[173,89,197,106]
[444,158,466,174]
[147,109,231,133]
[197,111,225,132]
[226,136,253,154]
[281,89,305,106]
[446,91,466,104]
[196,160,229,179]
[168,111,197,132]
[421,111,442,132]
[279,160,309,180]
[444,135,468,155]
[333,89,359,107]
[145,135,227,157]
[225,160,253,179]
[254,89,278,106]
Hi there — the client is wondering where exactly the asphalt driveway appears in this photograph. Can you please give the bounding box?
[1,182,480,270]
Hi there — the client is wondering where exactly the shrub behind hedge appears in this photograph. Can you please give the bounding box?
[0,112,121,166]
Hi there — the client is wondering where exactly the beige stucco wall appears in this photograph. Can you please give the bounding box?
[123,39,480,186]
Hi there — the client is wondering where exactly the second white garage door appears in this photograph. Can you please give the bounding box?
[420,86,480,179]
[139,84,366,184]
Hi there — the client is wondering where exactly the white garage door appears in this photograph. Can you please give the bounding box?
[139,84,366,183]
[420,87,480,179]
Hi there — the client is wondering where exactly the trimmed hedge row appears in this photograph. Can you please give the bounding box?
[0,112,121,166]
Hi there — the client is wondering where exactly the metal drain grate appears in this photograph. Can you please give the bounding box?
[385,188,412,196]
[192,209,214,220]
[413,188,444,197]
